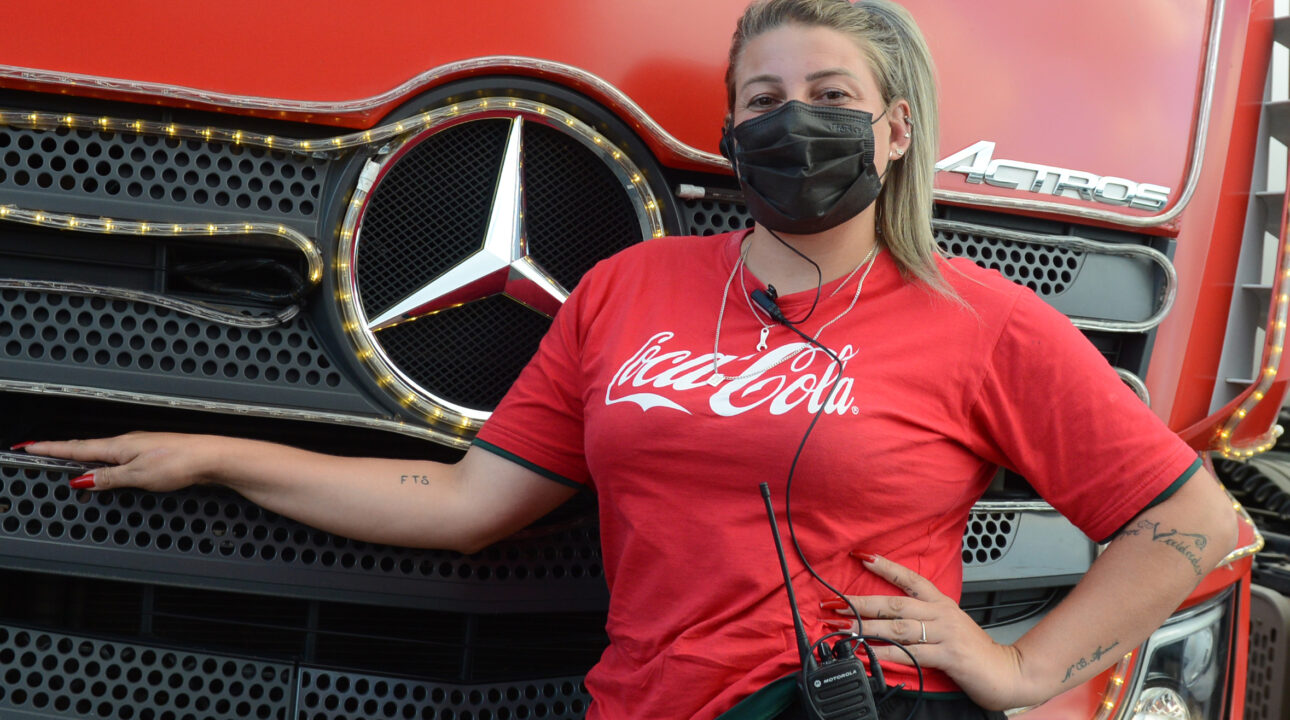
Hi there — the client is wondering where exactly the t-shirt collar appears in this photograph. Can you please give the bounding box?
[719,228,899,314]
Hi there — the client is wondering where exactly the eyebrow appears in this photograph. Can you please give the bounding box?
[739,67,860,91]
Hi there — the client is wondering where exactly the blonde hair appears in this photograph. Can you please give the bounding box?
[725,0,952,295]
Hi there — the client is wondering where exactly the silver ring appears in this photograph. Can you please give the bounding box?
[919,621,927,644]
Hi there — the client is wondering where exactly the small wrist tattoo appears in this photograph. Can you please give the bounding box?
[1062,641,1120,683]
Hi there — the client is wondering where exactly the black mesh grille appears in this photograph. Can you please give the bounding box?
[936,229,1084,297]
[0,463,603,589]
[0,625,293,720]
[297,670,590,720]
[680,198,756,236]
[0,567,610,685]
[356,121,508,318]
[961,511,1020,566]
[0,288,345,389]
[0,125,323,218]
[679,198,1090,298]
[377,295,552,411]
[0,621,596,720]
[354,114,650,414]
[524,123,642,290]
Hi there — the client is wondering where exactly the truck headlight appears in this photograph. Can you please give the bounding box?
[1123,588,1233,720]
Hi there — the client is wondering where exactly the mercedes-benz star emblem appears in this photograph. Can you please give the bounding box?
[366,115,569,332]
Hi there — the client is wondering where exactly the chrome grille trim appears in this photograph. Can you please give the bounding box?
[0,279,299,328]
[0,379,473,448]
[1117,368,1151,406]
[971,500,1054,514]
[934,219,1177,333]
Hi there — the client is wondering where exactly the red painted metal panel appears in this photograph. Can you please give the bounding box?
[1158,0,1275,441]
[0,1,1207,223]
[915,0,1208,221]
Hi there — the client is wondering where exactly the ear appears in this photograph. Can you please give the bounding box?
[885,98,913,161]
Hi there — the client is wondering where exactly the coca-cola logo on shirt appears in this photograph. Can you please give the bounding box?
[604,332,857,416]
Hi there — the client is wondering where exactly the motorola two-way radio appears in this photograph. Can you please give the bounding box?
[760,482,880,719]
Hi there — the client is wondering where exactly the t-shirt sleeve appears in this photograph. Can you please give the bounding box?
[472,267,598,490]
[965,288,1200,543]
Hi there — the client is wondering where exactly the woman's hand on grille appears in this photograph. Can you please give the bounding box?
[17,433,224,492]
[820,552,1028,711]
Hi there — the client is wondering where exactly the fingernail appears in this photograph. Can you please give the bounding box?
[9,441,36,451]
[822,620,852,632]
[69,473,96,490]
[819,599,848,611]
[850,551,877,564]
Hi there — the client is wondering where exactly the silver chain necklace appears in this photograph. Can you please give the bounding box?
[709,240,880,386]
[738,240,878,351]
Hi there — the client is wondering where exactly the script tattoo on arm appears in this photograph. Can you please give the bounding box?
[1121,519,1208,576]
[1062,641,1120,683]
[400,474,431,486]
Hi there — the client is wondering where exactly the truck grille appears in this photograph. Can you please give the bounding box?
[0,89,1110,718]
[0,123,324,220]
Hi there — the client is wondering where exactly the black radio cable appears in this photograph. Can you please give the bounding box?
[750,249,924,720]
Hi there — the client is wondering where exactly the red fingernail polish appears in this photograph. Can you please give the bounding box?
[850,551,877,563]
[9,441,36,451]
[819,599,848,610]
[69,473,96,489]
[822,620,851,632]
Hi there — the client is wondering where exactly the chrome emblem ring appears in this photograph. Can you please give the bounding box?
[335,97,665,435]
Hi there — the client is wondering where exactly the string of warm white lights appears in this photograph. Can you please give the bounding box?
[1,94,1283,447]
[1092,652,1135,720]
[1213,178,1290,458]
[1220,495,1265,565]
[0,204,323,286]
[0,96,663,435]
[333,97,666,433]
[0,97,637,157]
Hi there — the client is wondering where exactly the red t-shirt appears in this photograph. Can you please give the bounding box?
[474,230,1198,719]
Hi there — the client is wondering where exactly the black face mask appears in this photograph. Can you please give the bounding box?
[719,100,885,235]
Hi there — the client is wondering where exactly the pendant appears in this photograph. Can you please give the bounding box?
[757,327,770,352]
[707,373,724,386]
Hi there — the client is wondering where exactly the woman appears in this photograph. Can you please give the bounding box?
[20,1,1237,719]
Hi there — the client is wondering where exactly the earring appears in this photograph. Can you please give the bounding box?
[895,147,905,156]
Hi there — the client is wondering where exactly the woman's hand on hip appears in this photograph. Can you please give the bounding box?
[16,433,225,492]
[820,552,1028,711]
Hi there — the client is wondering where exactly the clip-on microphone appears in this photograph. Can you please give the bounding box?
[760,482,880,719]
[751,289,787,325]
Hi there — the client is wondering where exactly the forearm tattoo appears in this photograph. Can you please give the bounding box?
[400,474,431,486]
[1121,519,1208,576]
[1062,641,1120,683]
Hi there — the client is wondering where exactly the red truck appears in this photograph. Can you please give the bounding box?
[0,1,1283,718]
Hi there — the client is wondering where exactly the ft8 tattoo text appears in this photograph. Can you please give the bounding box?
[0,1,1286,719]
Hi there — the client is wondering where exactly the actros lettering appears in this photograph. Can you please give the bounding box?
[605,332,857,417]
[936,140,1171,211]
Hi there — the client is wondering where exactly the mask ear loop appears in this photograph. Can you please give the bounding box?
[877,105,903,181]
